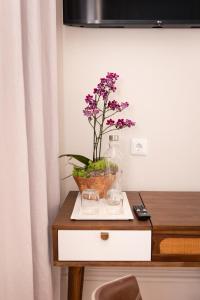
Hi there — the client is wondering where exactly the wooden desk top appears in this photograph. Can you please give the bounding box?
[53,191,151,230]
[53,191,200,232]
[140,192,200,232]
[52,191,200,267]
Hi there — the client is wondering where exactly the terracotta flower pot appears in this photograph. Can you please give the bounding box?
[74,174,115,198]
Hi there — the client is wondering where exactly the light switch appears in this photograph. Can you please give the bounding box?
[131,138,148,156]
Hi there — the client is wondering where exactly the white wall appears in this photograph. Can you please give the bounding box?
[60,26,200,200]
[58,20,200,300]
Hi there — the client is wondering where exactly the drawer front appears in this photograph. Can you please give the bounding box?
[58,230,151,261]
[152,234,200,261]
[160,238,200,255]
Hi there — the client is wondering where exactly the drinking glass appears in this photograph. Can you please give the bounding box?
[106,188,124,214]
[81,189,99,215]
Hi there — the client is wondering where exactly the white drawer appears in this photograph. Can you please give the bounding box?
[58,230,151,261]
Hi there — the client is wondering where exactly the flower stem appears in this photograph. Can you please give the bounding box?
[104,110,119,119]
[98,101,107,160]
[103,128,119,135]
[93,121,95,161]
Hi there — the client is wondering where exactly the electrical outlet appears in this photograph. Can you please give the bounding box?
[131,138,148,156]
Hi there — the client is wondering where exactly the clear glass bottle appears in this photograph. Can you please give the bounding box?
[104,135,123,212]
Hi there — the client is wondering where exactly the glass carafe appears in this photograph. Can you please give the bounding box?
[104,135,123,212]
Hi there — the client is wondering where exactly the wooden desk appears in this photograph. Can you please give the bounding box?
[52,191,200,300]
[141,192,200,262]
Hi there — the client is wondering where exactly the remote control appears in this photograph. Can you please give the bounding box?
[133,205,151,221]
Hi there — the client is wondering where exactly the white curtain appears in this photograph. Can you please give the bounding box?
[0,1,60,300]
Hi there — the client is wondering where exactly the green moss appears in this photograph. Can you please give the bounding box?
[87,159,107,171]
[72,167,88,178]
[72,159,118,178]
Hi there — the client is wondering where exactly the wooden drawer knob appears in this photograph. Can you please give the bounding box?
[101,232,109,240]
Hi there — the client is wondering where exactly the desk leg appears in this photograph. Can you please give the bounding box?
[68,266,85,300]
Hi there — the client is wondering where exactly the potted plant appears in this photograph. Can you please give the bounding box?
[59,72,135,198]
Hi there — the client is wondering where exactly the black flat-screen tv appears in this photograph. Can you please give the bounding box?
[63,0,200,28]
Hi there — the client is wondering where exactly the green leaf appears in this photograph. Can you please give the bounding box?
[61,174,73,180]
[58,154,91,166]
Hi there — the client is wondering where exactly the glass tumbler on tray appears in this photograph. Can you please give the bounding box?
[81,189,99,215]
[106,189,124,215]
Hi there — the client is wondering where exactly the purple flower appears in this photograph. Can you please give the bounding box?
[125,119,136,127]
[102,90,109,100]
[85,94,94,104]
[85,95,97,110]
[107,100,121,111]
[93,108,100,115]
[81,72,136,162]
[107,100,130,111]
[106,72,119,92]
[115,119,126,129]
[100,78,107,84]
[106,72,119,81]
[83,108,100,118]
[83,93,99,117]
[120,101,129,110]
[115,118,135,129]
[83,108,93,117]
[93,72,119,100]
[106,119,115,126]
